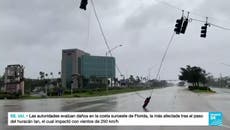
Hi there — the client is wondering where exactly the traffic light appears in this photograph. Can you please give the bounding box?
[200,23,208,38]
[174,17,183,34]
[181,18,188,34]
[80,0,88,10]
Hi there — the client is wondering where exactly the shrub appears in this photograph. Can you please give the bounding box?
[64,90,71,95]
[87,90,94,95]
[188,86,211,91]
[73,94,81,97]
[0,93,7,99]
[199,86,211,91]
[188,86,199,90]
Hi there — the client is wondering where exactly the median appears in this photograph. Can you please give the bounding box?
[72,86,155,97]
[5,86,162,99]
[188,86,216,93]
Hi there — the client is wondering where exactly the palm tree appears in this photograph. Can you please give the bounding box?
[179,65,207,87]
[50,72,53,79]
[39,71,45,80]
[45,73,48,79]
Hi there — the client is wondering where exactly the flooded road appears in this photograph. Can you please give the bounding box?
[1,86,230,130]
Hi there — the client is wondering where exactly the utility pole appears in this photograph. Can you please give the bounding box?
[105,44,123,93]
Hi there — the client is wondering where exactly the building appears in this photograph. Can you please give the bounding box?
[61,49,115,89]
[61,49,89,89]
[79,55,115,78]
[4,64,24,95]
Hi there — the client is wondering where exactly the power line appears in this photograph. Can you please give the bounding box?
[190,18,206,23]
[156,0,182,11]
[91,0,111,55]
[135,92,145,99]
[90,0,123,76]
[85,1,92,50]
[211,23,230,31]
[135,31,176,99]
[190,18,230,31]
[156,0,221,20]
[155,0,230,30]
[150,31,176,96]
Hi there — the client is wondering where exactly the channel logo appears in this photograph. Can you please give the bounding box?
[209,112,222,126]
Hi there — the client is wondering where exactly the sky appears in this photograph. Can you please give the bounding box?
[0,0,230,80]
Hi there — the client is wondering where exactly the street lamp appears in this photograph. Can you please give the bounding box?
[105,44,123,93]
[106,44,123,56]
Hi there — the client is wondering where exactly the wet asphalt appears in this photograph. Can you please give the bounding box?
[1,86,230,130]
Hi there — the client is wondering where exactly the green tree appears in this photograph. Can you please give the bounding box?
[0,75,4,91]
[50,72,53,78]
[39,71,45,80]
[129,75,135,82]
[45,73,48,78]
[135,76,141,85]
[179,65,207,87]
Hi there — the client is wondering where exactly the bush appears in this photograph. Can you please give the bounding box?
[87,90,94,95]
[0,91,7,95]
[0,93,7,99]
[188,86,211,91]
[0,92,21,99]
[199,86,211,91]
[64,90,71,95]
[47,91,58,96]
[73,94,81,97]
[188,86,199,90]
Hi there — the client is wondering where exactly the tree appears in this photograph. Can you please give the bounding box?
[129,75,135,83]
[39,71,45,80]
[113,77,118,86]
[135,76,141,84]
[179,65,207,87]
[0,75,4,90]
[45,73,48,78]
[50,72,53,78]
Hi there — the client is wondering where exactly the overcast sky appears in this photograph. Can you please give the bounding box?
[0,0,230,80]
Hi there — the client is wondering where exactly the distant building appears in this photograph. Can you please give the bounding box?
[79,55,115,78]
[61,49,89,89]
[61,49,115,89]
[4,64,24,95]
[178,81,185,86]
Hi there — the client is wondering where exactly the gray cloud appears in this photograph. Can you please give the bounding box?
[0,0,229,80]
[194,0,230,19]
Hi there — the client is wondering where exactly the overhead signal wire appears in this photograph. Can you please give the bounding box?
[155,0,230,30]
[190,18,230,31]
[77,0,230,101]
[150,31,176,96]
[90,0,123,76]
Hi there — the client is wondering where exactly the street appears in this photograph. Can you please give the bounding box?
[1,86,230,130]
